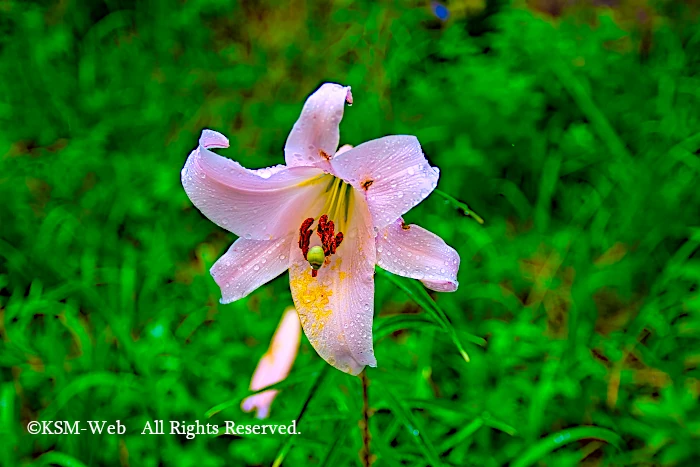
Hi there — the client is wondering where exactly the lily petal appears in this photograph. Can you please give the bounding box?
[376,218,459,292]
[331,135,439,230]
[284,83,352,169]
[288,190,377,375]
[182,129,328,240]
[241,307,302,419]
[210,234,294,304]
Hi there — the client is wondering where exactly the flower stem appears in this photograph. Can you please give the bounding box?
[359,370,372,467]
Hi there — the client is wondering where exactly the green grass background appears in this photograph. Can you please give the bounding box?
[2,0,700,465]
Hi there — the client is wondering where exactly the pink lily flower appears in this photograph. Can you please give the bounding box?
[182,83,460,375]
[241,307,301,419]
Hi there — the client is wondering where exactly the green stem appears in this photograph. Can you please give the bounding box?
[359,370,372,467]
[433,189,484,224]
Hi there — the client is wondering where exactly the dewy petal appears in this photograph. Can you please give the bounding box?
[376,218,460,292]
[241,307,301,419]
[182,129,328,240]
[288,189,377,376]
[284,83,352,169]
[331,135,439,230]
[210,234,294,304]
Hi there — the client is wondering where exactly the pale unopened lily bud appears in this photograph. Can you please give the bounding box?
[241,307,301,419]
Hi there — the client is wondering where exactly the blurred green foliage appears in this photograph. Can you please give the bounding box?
[1,0,700,465]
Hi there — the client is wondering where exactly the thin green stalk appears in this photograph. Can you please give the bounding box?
[433,189,485,224]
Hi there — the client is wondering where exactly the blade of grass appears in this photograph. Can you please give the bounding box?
[272,365,330,467]
[374,377,443,467]
[433,188,484,224]
[318,422,349,467]
[374,314,441,340]
[41,373,139,421]
[33,452,89,467]
[0,383,17,467]
[511,426,624,467]
[378,269,486,363]
[438,418,484,453]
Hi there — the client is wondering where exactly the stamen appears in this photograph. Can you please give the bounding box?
[298,214,345,279]
[317,215,334,256]
[320,176,354,234]
[332,232,343,254]
[299,217,314,259]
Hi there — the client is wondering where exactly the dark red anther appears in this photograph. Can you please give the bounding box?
[299,217,314,260]
[317,215,333,256]
[332,232,343,254]
[316,214,344,256]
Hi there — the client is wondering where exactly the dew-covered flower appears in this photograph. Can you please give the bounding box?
[241,307,301,419]
[182,83,460,375]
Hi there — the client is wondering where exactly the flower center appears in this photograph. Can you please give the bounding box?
[299,214,344,277]
[321,176,354,232]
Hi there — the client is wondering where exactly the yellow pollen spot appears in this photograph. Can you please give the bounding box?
[290,264,333,338]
